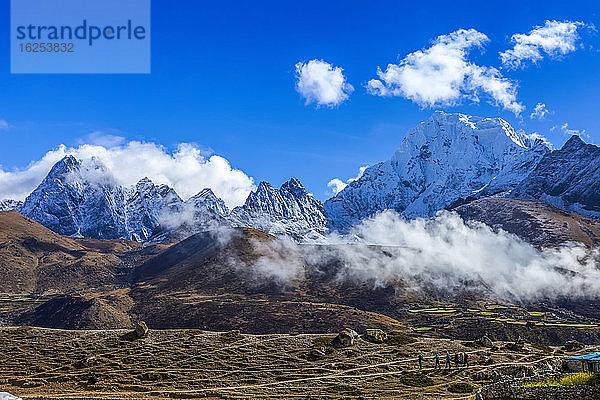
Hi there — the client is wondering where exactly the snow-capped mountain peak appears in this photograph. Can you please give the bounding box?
[230,178,328,241]
[14,113,599,244]
[561,134,586,151]
[19,156,184,240]
[511,134,600,218]
[425,111,529,146]
[0,199,23,212]
[325,111,550,231]
[17,154,328,243]
[186,188,229,216]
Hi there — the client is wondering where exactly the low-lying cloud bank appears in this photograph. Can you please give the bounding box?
[250,211,600,302]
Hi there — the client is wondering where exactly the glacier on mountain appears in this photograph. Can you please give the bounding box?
[324,111,549,231]
[9,111,600,243]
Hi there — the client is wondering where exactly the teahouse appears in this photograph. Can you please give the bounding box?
[563,352,600,372]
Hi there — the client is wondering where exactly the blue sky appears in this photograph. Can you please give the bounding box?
[0,0,599,202]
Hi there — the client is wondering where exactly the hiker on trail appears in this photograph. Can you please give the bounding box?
[418,353,423,370]
[445,352,451,369]
[435,353,441,369]
[464,352,470,367]
[454,353,459,368]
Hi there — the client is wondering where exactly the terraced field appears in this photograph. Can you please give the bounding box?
[0,296,46,325]
[400,302,600,344]
[0,326,581,400]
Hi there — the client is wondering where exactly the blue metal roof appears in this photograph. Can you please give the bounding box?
[565,352,600,361]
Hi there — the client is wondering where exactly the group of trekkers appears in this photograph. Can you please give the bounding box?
[418,351,470,369]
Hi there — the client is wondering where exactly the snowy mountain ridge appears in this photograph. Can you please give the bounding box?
[230,178,328,241]
[4,111,600,243]
[9,155,327,242]
[324,111,550,230]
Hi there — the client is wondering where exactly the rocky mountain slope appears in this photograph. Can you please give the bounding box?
[15,155,327,243]
[512,135,600,219]
[130,227,399,332]
[1,218,598,344]
[0,210,143,295]
[229,178,328,242]
[452,198,600,247]
[0,199,23,211]
[325,111,549,231]
[6,112,600,243]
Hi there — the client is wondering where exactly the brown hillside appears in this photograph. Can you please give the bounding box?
[0,211,142,295]
[452,198,600,247]
[130,227,404,333]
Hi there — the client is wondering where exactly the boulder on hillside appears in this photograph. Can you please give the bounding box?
[563,340,584,352]
[365,329,388,344]
[333,328,359,347]
[475,335,494,348]
[0,392,22,400]
[135,321,149,338]
[307,347,327,361]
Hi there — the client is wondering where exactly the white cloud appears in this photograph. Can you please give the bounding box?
[327,178,347,195]
[0,141,256,207]
[255,210,600,301]
[0,120,9,130]
[328,165,368,195]
[530,103,549,120]
[551,122,590,141]
[524,132,552,148]
[367,29,523,114]
[295,59,354,107]
[77,131,126,147]
[500,20,585,69]
[337,211,600,301]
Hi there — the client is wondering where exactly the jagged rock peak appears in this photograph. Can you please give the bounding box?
[325,111,550,231]
[561,134,586,151]
[47,155,80,176]
[281,177,308,196]
[186,188,229,216]
[0,199,23,212]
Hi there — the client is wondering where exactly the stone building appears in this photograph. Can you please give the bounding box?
[563,352,600,373]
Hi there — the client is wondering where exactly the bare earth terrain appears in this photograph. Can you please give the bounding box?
[0,326,584,400]
[1,211,600,398]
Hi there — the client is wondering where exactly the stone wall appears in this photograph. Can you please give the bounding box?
[476,376,600,400]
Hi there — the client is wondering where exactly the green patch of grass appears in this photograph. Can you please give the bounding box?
[218,331,243,344]
[530,343,552,354]
[485,304,507,310]
[447,382,476,393]
[325,384,362,396]
[408,307,457,314]
[536,322,598,328]
[528,311,545,317]
[413,327,433,332]
[523,372,598,387]
[400,372,434,387]
[386,331,417,346]
[312,336,334,349]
